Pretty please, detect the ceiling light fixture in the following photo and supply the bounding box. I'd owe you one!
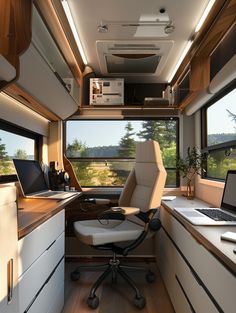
[164,23,175,34]
[98,23,108,33]
[168,40,193,83]
[195,0,216,33]
[61,0,88,65]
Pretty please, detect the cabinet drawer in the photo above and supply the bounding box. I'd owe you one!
[18,210,65,276]
[19,233,64,313]
[26,259,64,313]
[156,230,192,313]
[160,207,236,313]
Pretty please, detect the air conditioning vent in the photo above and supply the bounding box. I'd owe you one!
[97,40,173,76]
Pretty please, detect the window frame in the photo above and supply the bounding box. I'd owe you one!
[201,80,236,180]
[0,119,42,183]
[64,117,180,188]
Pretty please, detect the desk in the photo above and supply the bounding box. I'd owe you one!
[17,193,81,313]
[17,194,81,239]
[157,196,236,313]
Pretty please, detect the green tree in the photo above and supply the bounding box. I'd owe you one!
[137,120,176,148]
[66,139,87,157]
[118,122,136,157]
[0,138,11,174]
[14,149,28,159]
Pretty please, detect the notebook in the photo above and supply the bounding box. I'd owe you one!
[13,159,79,200]
[174,170,236,225]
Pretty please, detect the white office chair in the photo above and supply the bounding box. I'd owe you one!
[71,140,167,309]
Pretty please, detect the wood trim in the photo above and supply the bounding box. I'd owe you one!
[17,194,81,239]
[5,83,60,121]
[196,0,236,57]
[178,91,200,112]
[0,0,32,90]
[190,56,210,91]
[63,155,83,192]
[171,0,232,86]
[34,0,83,86]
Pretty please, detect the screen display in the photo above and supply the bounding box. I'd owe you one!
[13,159,48,195]
[221,171,236,211]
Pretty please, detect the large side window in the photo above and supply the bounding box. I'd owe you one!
[65,118,179,187]
[201,85,236,180]
[0,120,41,182]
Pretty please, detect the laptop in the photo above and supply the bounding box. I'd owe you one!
[13,159,79,200]
[174,170,236,225]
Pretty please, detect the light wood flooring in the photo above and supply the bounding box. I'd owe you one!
[62,261,174,313]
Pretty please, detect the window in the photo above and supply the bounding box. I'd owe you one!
[201,84,236,180]
[0,120,41,182]
[65,119,179,187]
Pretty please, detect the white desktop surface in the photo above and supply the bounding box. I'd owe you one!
[161,196,236,274]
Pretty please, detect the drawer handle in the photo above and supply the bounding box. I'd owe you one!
[175,274,195,313]
[46,240,56,251]
[7,259,13,303]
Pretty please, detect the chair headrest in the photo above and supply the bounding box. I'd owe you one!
[135,140,163,164]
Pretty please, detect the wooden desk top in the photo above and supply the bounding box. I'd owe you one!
[17,193,82,239]
[161,197,236,275]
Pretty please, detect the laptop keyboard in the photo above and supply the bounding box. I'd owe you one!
[39,191,62,197]
[197,209,236,222]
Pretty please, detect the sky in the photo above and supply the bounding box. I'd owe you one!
[207,88,236,135]
[66,120,144,147]
[0,129,34,156]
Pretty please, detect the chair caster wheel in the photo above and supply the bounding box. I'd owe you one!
[87,296,99,309]
[146,270,156,283]
[70,271,80,281]
[134,296,146,309]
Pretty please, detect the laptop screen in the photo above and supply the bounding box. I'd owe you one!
[221,170,236,212]
[13,159,48,195]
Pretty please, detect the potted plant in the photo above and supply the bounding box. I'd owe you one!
[177,146,205,199]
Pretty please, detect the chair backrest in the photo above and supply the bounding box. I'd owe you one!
[119,140,167,212]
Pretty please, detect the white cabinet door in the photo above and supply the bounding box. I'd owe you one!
[0,186,18,313]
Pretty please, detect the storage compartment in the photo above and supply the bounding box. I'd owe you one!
[18,210,64,276]
[160,207,236,313]
[0,187,18,313]
[18,233,64,313]
[26,259,64,313]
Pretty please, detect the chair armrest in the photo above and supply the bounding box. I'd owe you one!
[111,206,140,215]
[84,198,111,205]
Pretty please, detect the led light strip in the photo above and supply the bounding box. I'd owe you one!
[195,0,216,33]
[168,0,216,83]
[168,40,193,83]
[61,0,88,65]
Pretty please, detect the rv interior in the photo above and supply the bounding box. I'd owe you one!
[0,0,236,312]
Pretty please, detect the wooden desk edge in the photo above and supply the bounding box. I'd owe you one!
[18,193,82,240]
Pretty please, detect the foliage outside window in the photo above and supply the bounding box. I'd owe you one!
[0,121,39,182]
[202,86,236,180]
[65,119,179,187]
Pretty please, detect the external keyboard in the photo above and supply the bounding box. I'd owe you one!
[197,209,236,222]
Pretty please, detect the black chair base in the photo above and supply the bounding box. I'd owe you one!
[71,253,155,310]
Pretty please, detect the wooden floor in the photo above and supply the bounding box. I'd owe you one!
[62,261,174,313]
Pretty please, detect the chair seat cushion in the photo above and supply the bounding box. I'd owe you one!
[74,219,143,246]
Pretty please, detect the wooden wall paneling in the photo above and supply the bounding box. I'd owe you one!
[63,156,83,192]
[189,56,210,91]
[196,0,236,57]
[0,0,32,90]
